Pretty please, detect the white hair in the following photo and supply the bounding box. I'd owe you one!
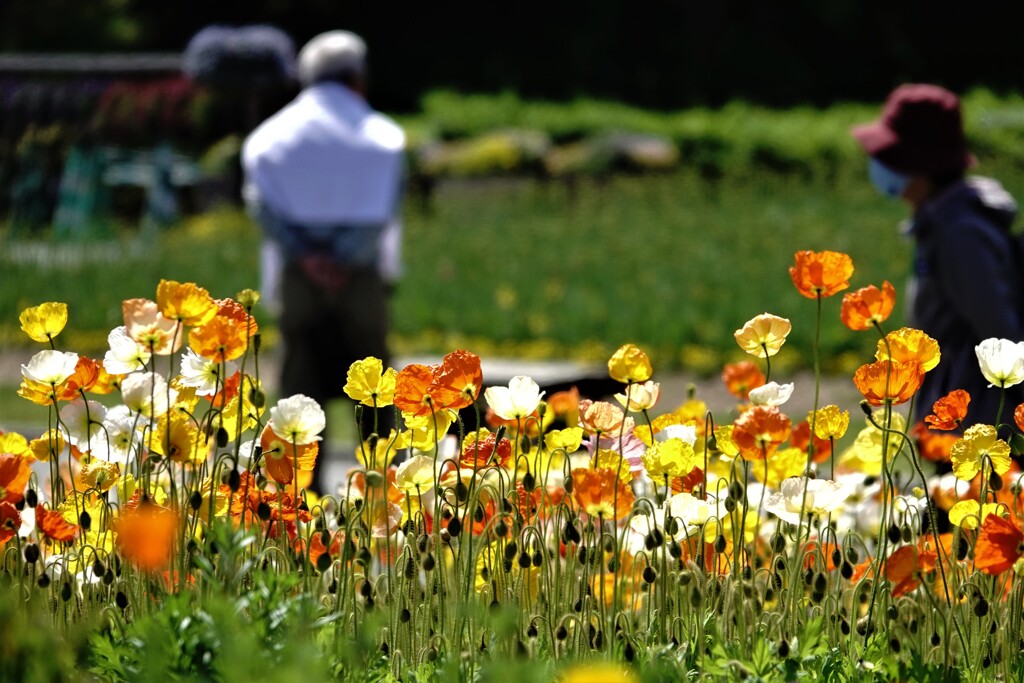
[297,30,367,86]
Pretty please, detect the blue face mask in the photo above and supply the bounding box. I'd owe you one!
[868,157,911,198]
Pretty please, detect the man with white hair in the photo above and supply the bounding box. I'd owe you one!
[243,30,405,491]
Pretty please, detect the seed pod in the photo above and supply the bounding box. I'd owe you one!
[447,518,462,538]
[24,544,39,564]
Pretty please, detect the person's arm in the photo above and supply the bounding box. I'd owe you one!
[932,217,1024,340]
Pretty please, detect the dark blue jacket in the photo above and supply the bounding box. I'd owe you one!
[907,177,1024,428]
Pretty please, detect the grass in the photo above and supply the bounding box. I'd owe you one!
[3,159,1023,378]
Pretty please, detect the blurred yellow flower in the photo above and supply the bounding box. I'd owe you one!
[560,663,639,683]
[28,430,64,462]
[950,424,1011,481]
[0,433,30,458]
[405,409,457,452]
[875,327,940,372]
[19,302,68,343]
[712,425,740,458]
[593,448,632,482]
[151,412,204,465]
[156,279,217,327]
[948,500,1003,530]
[608,343,653,383]
[544,427,583,453]
[837,410,907,476]
[78,459,121,493]
[344,357,397,407]
[734,313,792,358]
[751,446,807,488]
[642,438,700,479]
[808,405,850,440]
[355,429,411,470]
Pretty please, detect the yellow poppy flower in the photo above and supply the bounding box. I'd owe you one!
[875,327,941,372]
[19,302,68,343]
[156,279,218,327]
[150,412,204,465]
[808,405,850,440]
[544,427,584,453]
[642,438,700,479]
[355,429,411,470]
[948,500,1004,530]
[0,433,31,458]
[608,343,653,384]
[78,459,121,493]
[950,424,1011,481]
[28,430,64,462]
[344,357,397,407]
[593,448,632,482]
[750,446,807,489]
[405,409,457,453]
[734,313,792,358]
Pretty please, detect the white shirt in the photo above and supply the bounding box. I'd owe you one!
[242,83,406,309]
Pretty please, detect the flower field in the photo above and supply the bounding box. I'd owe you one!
[4,251,1024,682]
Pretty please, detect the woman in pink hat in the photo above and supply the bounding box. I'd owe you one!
[852,84,1024,430]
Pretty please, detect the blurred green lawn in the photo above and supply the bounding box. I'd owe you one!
[4,162,1022,383]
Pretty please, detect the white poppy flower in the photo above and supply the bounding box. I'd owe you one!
[178,349,236,396]
[59,399,107,448]
[748,381,795,407]
[667,491,712,538]
[121,371,174,419]
[21,350,79,385]
[484,375,545,420]
[614,380,661,412]
[89,406,143,467]
[268,394,325,445]
[764,476,850,525]
[103,326,152,375]
[395,455,436,494]
[976,338,1024,388]
[655,423,697,446]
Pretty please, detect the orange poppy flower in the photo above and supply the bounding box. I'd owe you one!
[789,421,833,463]
[429,350,483,411]
[571,467,634,521]
[1015,403,1024,433]
[0,454,31,505]
[188,299,257,363]
[853,360,924,406]
[394,363,440,417]
[912,422,956,463]
[460,430,512,469]
[0,502,21,546]
[114,504,178,573]
[260,424,319,486]
[54,356,100,401]
[669,466,704,494]
[840,281,896,331]
[546,386,580,422]
[731,405,791,461]
[885,544,937,597]
[789,250,854,299]
[925,390,970,431]
[721,360,766,400]
[37,507,80,543]
[974,513,1024,576]
[90,360,121,395]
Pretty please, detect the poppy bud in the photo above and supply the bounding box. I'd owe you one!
[24,544,39,564]
[61,582,73,602]
[228,469,241,492]
[642,566,657,584]
[189,491,203,512]
[79,511,91,531]
[216,427,228,448]
[25,489,37,508]
[447,517,462,538]
[522,472,536,492]
[256,502,271,521]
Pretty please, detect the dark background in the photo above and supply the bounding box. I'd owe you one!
[2,0,1021,111]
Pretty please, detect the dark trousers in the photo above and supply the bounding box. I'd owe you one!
[279,259,393,492]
